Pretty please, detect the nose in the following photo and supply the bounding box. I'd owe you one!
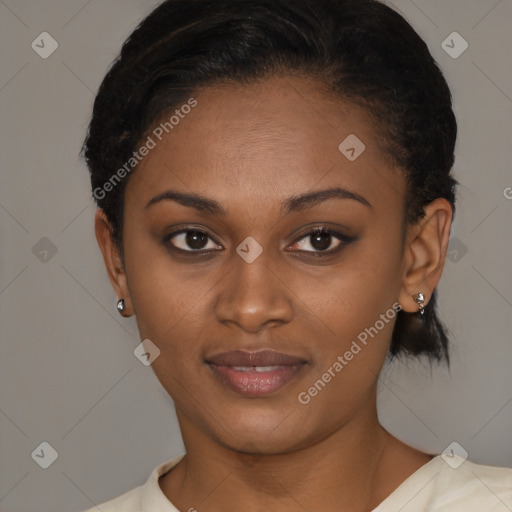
[214,248,294,333]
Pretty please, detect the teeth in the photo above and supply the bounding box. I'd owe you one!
[254,366,281,372]
[232,366,281,372]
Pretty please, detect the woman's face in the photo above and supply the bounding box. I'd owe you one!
[118,76,411,453]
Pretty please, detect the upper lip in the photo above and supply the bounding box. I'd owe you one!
[206,350,307,367]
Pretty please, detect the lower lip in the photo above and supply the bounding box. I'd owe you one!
[207,363,306,397]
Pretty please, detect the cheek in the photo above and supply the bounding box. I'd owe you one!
[293,223,404,405]
[122,227,212,354]
[299,227,403,339]
[293,261,402,434]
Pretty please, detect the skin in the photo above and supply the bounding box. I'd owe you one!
[95,75,452,511]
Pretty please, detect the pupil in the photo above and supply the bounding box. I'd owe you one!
[311,231,331,251]
[186,230,207,250]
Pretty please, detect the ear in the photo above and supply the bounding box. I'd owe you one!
[94,209,133,317]
[398,198,453,313]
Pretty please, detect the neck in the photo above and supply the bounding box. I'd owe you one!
[159,401,408,511]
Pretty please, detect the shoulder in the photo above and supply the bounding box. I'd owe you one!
[80,454,185,512]
[81,485,143,512]
[375,454,512,512]
[429,455,512,510]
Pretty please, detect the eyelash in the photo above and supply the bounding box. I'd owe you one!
[163,226,356,257]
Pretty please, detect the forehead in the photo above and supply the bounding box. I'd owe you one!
[127,76,404,214]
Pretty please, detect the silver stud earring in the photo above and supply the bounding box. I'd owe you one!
[117,298,126,316]
[414,293,425,316]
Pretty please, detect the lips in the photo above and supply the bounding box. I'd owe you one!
[205,350,307,398]
[207,350,306,367]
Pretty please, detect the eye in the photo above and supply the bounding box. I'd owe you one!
[164,226,355,257]
[288,227,352,255]
[164,228,222,253]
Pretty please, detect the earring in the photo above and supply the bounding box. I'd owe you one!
[414,293,425,316]
[117,298,126,316]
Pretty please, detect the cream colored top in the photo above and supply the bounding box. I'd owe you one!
[83,454,512,511]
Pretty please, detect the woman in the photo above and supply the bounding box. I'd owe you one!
[82,0,512,510]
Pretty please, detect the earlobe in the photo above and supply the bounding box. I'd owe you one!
[94,209,134,317]
[398,198,453,313]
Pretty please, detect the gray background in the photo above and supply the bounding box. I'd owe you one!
[1,0,511,511]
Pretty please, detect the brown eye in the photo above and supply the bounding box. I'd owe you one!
[289,228,356,255]
[309,230,335,251]
[165,229,221,253]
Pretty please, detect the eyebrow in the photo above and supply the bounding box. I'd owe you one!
[145,186,371,216]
